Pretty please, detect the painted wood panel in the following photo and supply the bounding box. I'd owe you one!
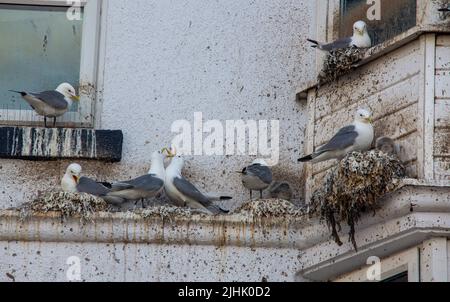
[315,39,421,119]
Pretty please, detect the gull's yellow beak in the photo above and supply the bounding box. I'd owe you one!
[162,147,176,158]
[366,117,374,124]
[72,175,80,183]
[71,95,80,101]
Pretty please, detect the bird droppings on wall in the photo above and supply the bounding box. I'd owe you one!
[318,47,367,85]
[0,127,123,162]
[309,150,405,251]
[18,191,110,223]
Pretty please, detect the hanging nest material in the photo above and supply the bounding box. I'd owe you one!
[18,191,110,223]
[309,150,405,251]
[318,47,367,85]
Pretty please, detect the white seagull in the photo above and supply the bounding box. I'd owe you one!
[61,163,125,206]
[10,82,80,127]
[238,159,273,200]
[164,154,230,215]
[298,109,374,164]
[307,20,372,52]
[106,150,166,208]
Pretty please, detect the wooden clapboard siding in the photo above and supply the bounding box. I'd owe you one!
[434,35,450,180]
[315,39,421,119]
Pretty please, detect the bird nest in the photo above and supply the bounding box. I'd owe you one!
[233,199,307,221]
[129,205,195,222]
[318,47,367,85]
[18,191,110,223]
[309,150,405,251]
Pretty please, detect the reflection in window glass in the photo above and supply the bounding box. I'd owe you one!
[340,0,416,46]
[0,4,83,113]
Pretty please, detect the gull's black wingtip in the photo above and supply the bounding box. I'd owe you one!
[9,90,26,96]
[298,155,313,163]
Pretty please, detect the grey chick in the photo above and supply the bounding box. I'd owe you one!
[268,181,293,201]
[376,136,400,157]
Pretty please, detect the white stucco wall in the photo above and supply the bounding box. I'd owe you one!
[0,0,315,210]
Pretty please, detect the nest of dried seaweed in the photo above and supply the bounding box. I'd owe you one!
[318,47,367,84]
[233,199,307,220]
[310,150,405,251]
[130,205,195,222]
[18,191,110,223]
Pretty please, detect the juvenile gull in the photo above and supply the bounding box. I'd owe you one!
[61,163,125,206]
[238,159,273,200]
[307,21,371,51]
[107,150,166,208]
[376,136,400,157]
[164,155,229,215]
[298,109,374,164]
[10,83,79,127]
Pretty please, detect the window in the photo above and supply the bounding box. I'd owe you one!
[334,248,420,282]
[339,0,417,46]
[0,0,102,127]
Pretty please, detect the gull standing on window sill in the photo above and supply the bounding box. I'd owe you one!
[9,82,80,128]
[307,20,372,52]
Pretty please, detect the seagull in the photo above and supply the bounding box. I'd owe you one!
[376,136,399,157]
[9,82,80,127]
[298,109,374,164]
[307,21,372,52]
[268,181,293,201]
[164,153,230,215]
[238,159,273,200]
[61,163,125,206]
[106,150,166,208]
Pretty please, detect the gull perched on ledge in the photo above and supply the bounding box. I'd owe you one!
[298,109,374,164]
[238,159,273,200]
[164,153,230,215]
[106,150,166,208]
[61,163,125,206]
[307,20,372,52]
[9,82,79,127]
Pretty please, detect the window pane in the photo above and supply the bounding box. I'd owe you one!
[381,271,409,282]
[0,4,83,113]
[340,0,416,46]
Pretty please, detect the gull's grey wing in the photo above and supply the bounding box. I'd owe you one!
[29,90,68,110]
[112,174,163,192]
[316,125,358,154]
[77,177,110,196]
[173,177,227,214]
[245,164,273,184]
[320,37,352,51]
[173,177,210,205]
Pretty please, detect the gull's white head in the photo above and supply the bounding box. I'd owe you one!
[353,21,368,36]
[61,163,82,193]
[355,108,373,124]
[148,150,166,178]
[56,83,80,102]
[252,159,269,166]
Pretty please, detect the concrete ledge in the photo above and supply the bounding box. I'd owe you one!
[0,180,448,281]
[0,127,123,162]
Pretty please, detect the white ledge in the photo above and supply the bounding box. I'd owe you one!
[0,180,448,278]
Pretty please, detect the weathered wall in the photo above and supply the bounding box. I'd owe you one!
[304,38,422,194]
[435,35,450,180]
[0,0,315,210]
[0,241,300,282]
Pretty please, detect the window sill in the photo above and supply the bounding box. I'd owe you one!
[296,25,450,100]
[0,126,123,162]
